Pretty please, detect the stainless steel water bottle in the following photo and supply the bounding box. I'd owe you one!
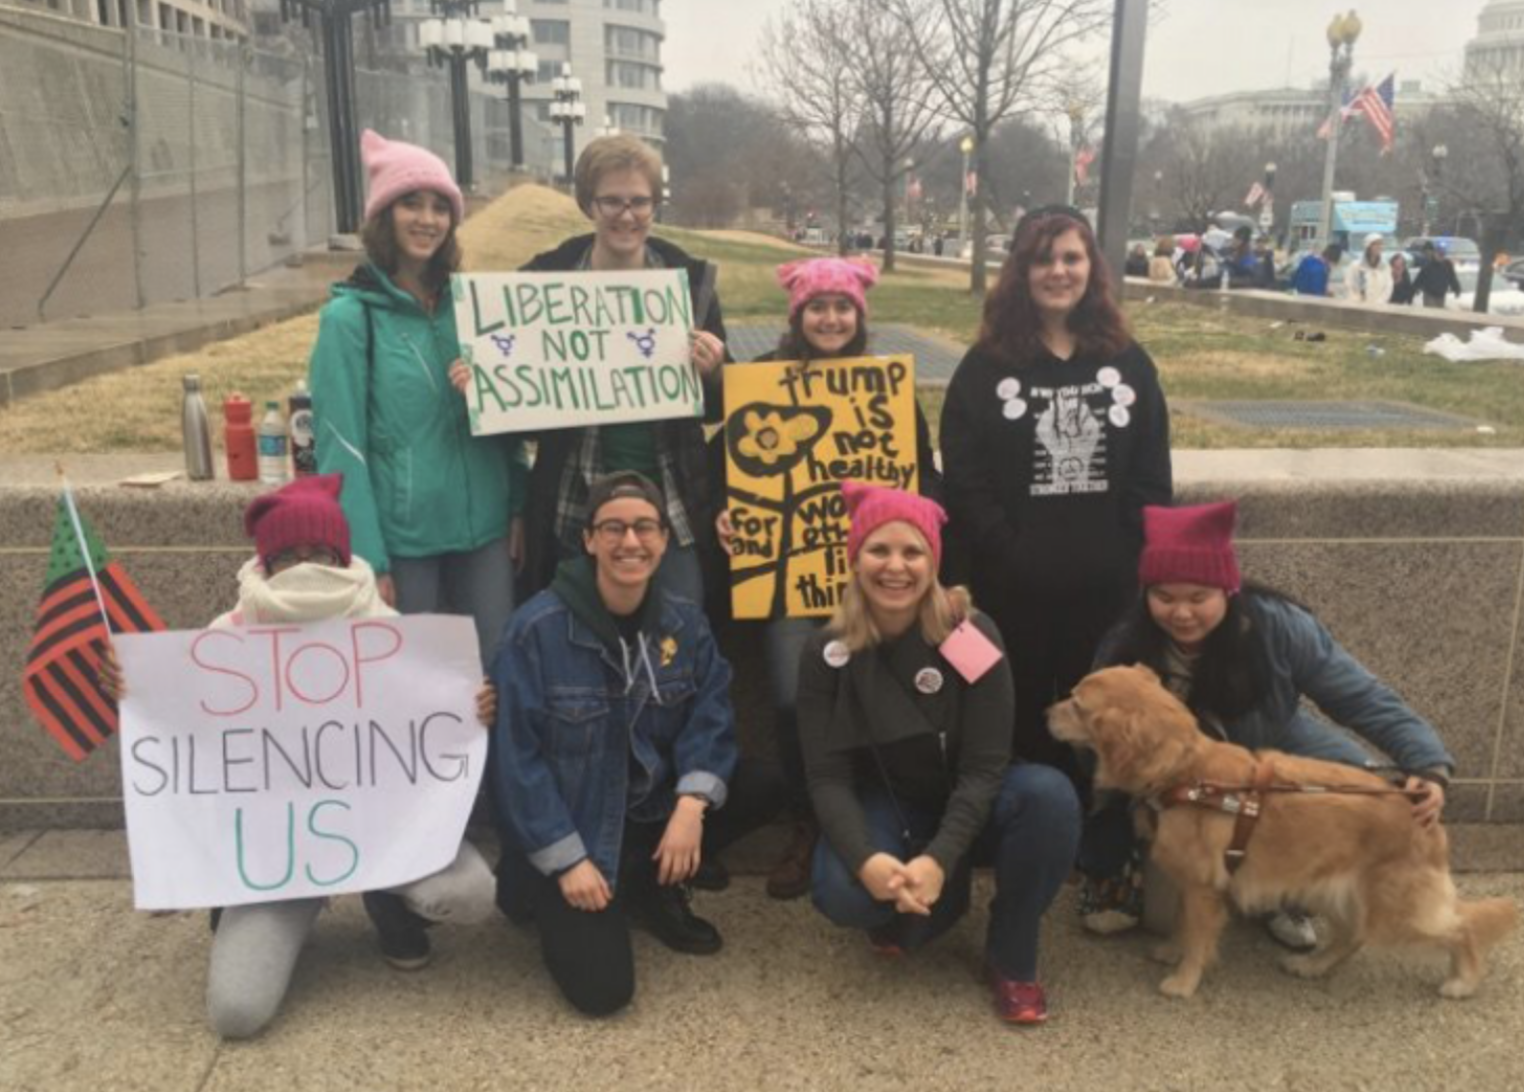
[182,374,214,481]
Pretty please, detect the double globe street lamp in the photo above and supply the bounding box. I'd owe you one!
[486,5,537,172]
[418,0,494,191]
[1316,9,1363,248]
[549,63,586,184]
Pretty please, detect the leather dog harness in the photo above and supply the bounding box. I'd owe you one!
[1154,763,1431,875]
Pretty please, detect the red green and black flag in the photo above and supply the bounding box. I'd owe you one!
[22,488,165,761]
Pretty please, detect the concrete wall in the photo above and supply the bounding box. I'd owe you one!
[4,452,1523,865]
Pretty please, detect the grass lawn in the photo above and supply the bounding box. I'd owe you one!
[1,184,1518,453]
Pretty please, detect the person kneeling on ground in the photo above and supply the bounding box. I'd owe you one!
[1075,500,1453,950]
[797,482,1081,1026]
[493,471,784,1017]
[101,474,497,1040]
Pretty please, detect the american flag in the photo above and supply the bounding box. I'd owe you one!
[1244,181,1267,208]
[1348,74,1397,154]
[1075,145,1097,185]
[1315,86,1356,140]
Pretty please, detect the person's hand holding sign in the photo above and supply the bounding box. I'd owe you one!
[691,330,725,376]
[448,358,472,395]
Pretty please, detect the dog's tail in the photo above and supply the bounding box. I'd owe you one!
[1459,897,1519,954]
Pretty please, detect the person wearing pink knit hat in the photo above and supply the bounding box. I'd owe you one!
[711,256,945,901]
[1076,499,1455,946]
[308,129,527,683]
[794,481,1081,1026]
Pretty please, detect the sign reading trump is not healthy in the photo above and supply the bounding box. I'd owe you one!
[453,269,704,434]
[115,615,484,911]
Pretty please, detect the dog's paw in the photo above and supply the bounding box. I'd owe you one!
[1279,952,1330,980]
[1149,941,1182,965]
[1158,972,1199,998]
[1439,977,1478,1000]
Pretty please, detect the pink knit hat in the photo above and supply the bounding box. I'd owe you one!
[245,474,352,571]
[842,481,947,567]
[361,129,464,225]
[1138,502,1241,593]
[776,258,880,322]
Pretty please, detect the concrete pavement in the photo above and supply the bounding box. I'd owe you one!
[1,830,1521,1092]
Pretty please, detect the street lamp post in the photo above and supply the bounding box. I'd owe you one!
[549,64,586,185]
[1422,143,1448,236]
[487,5,536,172]
[418,1,494,191]
[1316,10,1363,249]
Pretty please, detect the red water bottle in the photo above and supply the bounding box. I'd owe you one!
[224,393,258,481]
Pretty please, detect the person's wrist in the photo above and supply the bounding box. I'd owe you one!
[676,794,708,817]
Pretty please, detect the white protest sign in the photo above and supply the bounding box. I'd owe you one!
[453,268,705,435]
[115,615,485,911]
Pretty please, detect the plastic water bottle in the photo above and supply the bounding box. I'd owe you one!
[182,374,214,482]
[288,379,316,477]
[258,401,289,485]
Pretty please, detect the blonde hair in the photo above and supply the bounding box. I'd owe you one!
[827,522,973,652]
[574,134,663,218]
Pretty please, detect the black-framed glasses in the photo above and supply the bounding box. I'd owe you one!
[593,195,656,218]
[590,517,666,543]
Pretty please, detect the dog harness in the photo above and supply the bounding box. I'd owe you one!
[1154,764,1432,875]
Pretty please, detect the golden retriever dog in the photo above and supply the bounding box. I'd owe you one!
[1048,665,1517,1000]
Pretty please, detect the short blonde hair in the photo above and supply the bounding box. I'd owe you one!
[827,522,973,653]
[574,134,663,218]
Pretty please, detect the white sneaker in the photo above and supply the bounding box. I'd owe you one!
[1264,909,1318,951]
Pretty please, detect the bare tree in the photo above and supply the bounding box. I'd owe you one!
[833,0,943,272]
[890,0,1112,291]
[1433,57,1524,312]
[758,1,865,255]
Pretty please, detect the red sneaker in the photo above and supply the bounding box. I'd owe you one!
[991,976,1048,1025]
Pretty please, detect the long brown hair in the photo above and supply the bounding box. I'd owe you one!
[775,303,869,364]
[976,211,1131,368]
[360,197,462,296]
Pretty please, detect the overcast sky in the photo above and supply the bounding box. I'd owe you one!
[661,0,1485,105]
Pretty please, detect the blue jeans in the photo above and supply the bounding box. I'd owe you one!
[811,764,1081,981]
[763,616,824,817]
[390,537,516,669]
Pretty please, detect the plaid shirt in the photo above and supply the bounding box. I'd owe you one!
[551,245,696,550]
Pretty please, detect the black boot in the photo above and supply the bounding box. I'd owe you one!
[362,891,432,970]
[625,880,722,955]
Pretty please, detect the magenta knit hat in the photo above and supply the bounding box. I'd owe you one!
[1138,502,1241,593]
[245,474,352,571]
[776,258,880,322]
[842,481,947,567]
[361,129,464,225]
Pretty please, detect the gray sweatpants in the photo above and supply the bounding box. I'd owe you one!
[206,840,495,1039]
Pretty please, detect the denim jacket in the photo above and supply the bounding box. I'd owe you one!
[492,576,738,890]
[1098,593,1454,776]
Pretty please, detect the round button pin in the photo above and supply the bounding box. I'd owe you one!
[1109,405,1131,428]
[823,640,851,668]
[997,377,1021,400]
[1097,367,1121,388]
[1112,384,1136,407]
[1002,398,1028,421]
[915,667,944,694]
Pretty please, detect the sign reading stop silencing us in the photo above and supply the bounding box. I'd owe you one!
[115,615,485,911]
[725,355,918,620]
[453,269,705,434]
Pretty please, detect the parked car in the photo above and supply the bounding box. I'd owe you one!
[1501,257,1524,288]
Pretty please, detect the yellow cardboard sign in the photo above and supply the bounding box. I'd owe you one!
[724,355,918,619]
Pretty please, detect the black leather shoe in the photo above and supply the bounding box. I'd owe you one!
[626,882,723,955]
[362,891,432,970]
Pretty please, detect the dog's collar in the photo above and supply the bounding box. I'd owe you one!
[1152,762,1277,875]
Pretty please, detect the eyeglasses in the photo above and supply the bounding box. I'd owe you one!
[593,195,656,218]
[590,518,666,543]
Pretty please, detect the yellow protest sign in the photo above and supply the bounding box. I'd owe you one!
[724,355,918,620]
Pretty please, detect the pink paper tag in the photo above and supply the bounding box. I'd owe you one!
[938,619,1003,685]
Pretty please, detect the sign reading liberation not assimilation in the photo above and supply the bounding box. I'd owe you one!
[453,269,704,434]
[725,355,918,620]
[115,615,485,911]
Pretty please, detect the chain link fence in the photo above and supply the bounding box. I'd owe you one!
[0,5,553,328]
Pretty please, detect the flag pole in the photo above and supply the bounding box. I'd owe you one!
[54,462,113,635]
